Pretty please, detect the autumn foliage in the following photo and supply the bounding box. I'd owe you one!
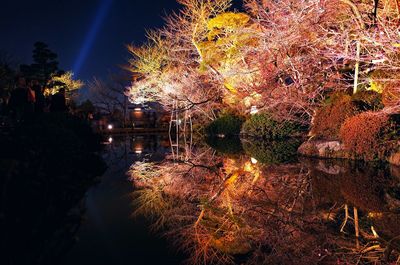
[352,90,384,111]
[382,81,400,108]
[311,93,358,140]
[125,0,400,131]
[339,112,392,160]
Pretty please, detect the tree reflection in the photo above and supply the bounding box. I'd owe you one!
[129,144,400,264]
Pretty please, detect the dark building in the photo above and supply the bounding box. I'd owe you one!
[127,101,169,129]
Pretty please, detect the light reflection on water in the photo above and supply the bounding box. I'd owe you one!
[63,134,185,265]
[61,135,400,265]
[128,136,400,265]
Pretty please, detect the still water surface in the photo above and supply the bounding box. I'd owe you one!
[65,135,400,265]
[63,135,185,265]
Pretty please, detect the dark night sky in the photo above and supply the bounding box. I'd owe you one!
[0,0,182,81]
[0,0,242,98]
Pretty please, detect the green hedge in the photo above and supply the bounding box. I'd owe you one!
[241,113,297,139]
[205,114,245,136]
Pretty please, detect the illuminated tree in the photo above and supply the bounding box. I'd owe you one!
[196,12,261,108]
[324,0,400,112]
[126,1,234,117]
[240,0,344,123]
[126,0,400,123]
[162,0,232,63]
[46,71,84,97]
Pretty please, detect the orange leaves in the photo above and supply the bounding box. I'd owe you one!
[311,93,359,139]
[339,111,391,160]
[382,81,400,108]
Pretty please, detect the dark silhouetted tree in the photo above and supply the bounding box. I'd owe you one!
[0,50,17,99]
[20,42,59,84]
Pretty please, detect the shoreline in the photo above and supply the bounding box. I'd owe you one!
[298,139,400,167]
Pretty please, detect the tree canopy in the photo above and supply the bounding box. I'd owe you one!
[20,42,59,84]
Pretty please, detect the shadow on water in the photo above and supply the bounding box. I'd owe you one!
[206,136,244,157]
[0,113,106,265]
[62,134,187,265]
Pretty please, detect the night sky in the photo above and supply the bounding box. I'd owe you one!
[1,0,242,97]
[0,0,181,81]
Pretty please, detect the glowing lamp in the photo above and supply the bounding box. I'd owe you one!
[135,147,143,154]
[371,226,379,238]
[108,124,113,130]
[108,137,113,143]
[134,108,142,112]
[372,59,385,64]
[250,106,258,115]
[244,162,253,172]
[251,157,258,164]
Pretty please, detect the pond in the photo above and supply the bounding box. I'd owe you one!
[66,135,400,264]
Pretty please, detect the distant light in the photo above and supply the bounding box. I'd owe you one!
[251,157,258,164]
[250,106,259,115]
[178,119,182,125]
[135,149,143,154]
[108,124,113,130]
[108,137,113,143]
[134,108,142,112]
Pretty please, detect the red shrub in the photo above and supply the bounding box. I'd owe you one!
[311,93,358,139]
[382,82,400,107]
[339,112,391,160]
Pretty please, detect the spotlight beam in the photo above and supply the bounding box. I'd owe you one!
[73,0,113,77]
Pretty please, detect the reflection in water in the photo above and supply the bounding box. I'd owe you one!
[129,139,400,265]
[63,134,184,265]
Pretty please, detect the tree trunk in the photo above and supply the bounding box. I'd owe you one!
[353,41,361,94]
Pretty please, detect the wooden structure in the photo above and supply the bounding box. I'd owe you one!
[169,100,193,162]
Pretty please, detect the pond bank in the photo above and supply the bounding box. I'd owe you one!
[298,139,400,166]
